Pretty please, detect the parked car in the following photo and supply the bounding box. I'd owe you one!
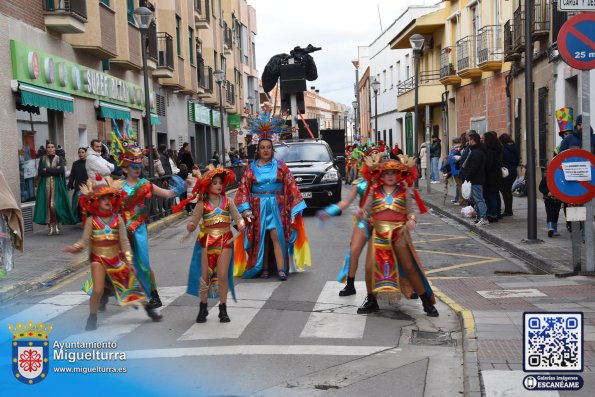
[274,140,342,207]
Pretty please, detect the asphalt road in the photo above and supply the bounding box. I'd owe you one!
[1,185,536,396]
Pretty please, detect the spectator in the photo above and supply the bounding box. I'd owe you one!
[483,131,503,223]
[458,130,473,181]
[464,132,488,226]
[36,145,46,158]
[167,149,180,175]
[178,142,195,171]
[559,114,595,153]
[539,172,562,238]
[159,144,173,176]
[210,151,220,166]
[56,145,66,160]
[86,139,114,179]
[67,147,88,222]
[499,133,519,217]
[446,137,462,205]
[143,147,165,177]
[430,134,441,183]
[418,142,428,180]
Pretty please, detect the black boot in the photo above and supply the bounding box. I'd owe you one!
[420,293,439,317]
[98,289,110,312]
[339,277,357,296]
[144,305,162,322]
[410,292,419,300]
[85,314,97,331]
[196,302,208,323]
[357,294,379,314]
[218,303,230,323]
[147,290,163,309]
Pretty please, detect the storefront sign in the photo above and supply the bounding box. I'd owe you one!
[211,110,222,128]
[10,40,154,111]
[558,0,595,12]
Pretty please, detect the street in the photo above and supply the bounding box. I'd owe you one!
[1,185,545,396]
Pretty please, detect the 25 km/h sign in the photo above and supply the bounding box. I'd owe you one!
[558,13,595,70]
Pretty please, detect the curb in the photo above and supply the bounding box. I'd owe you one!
[423,199,556,275]
[0,212,186,303]
[432,285,482,397]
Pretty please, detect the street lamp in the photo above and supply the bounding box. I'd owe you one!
[214,68,226,166]
[409,33,424,188]
[371,78,380,143]
[134,6,155,178]
[247,95,255,114]
[351,100,358,142]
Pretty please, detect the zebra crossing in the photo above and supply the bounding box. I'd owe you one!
[1,281,397,355]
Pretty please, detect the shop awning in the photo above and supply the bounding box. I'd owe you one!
[150,114,161,125]
[19,82,74,113]
[99,101,131,120]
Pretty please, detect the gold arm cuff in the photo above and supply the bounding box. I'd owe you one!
[73,242,84,250]
[124,251,133,265]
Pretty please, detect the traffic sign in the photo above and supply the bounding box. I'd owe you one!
[558,13,595,70]
[558,0,595,12]
[547,149,595,205]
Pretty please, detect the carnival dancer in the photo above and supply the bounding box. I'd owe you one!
[178,166,245,323]
[33,142,77,234]
[234,108,311,280]
[63,175,156,331]
[110,122,186,311]
[356,155,438,317]
[317,146,371,297]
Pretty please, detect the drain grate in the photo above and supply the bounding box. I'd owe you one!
[410,330,456,347]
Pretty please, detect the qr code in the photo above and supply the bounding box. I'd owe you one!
[523,312,583,372]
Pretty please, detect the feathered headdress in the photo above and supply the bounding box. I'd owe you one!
[79,174,124,216]
[247,105,287,145]
[172,165,235,213]
[110,120,143,168]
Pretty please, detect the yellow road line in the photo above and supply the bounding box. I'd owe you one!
[431,284,476,340]
[426,258,502,274]
[413,236,467,243]
[417,249,499,260]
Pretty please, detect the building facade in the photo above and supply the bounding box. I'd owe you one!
[1,0,259,228]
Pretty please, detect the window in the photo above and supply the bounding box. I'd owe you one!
[214,50,218,69]
[405,54,410,79]
[241,25,248,64]
[396,61,401,83]
[252,39,256,68]
[382,70,386,90]
[189,28,194,64]
[220,54,226,72]
[176,15,181,57]
[101,0,110,6]
[127,0,136,24]
[389,66,393,88]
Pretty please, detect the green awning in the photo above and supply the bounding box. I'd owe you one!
[19,82,74,113]
[150,114,161,125]
[99,101,131,120]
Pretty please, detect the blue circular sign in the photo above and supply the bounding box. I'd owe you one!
[558,13,595,70]
[547,149,595,205]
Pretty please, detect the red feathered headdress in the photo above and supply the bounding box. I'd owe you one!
[79,175,125,217]
[172,166,235,213]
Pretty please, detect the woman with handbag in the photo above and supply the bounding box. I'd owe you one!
[483,131,503,223]
[499,133,519,217]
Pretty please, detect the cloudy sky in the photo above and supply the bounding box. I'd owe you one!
[248,0,436,107]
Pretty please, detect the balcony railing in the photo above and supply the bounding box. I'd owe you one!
[200,66,213,93]
[512,5,525,52]
[43,0,87,20]
[532,0,550,38]
[225,80,235,105]
[156,32,174,70]
[456,36,478,71]
[503,20,517,61]
[477,25,503,65]
[147,22,158,63]
[439,47,457,79]
[397,70,440,96]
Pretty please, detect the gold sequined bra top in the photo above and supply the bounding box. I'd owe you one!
[371,187,408,214]
[202,195,231,227]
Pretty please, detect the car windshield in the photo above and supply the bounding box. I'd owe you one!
[274,144,331,162]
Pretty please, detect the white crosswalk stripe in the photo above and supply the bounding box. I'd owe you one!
[300,281,367,339]
[178,282,281,340]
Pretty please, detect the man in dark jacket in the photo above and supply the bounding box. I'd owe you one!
[463,132,488,226]
[430,134,441,183]
[159,144,172,176]
[178,143,195,171]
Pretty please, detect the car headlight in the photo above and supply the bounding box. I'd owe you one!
[321,171,339,182]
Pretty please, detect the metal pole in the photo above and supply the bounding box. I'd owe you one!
[289,58,298,138]
[141,29,154,179]
[374,91,378,143]
[414,53,420,188]
[524,0,537,241]
[219,82,225,166]
[581,70,594,273]
[425,104,431,193]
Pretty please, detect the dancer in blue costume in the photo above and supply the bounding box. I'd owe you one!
[111,122,185,312]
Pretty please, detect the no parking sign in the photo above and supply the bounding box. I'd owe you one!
[547,149,595,205]
[558,13,595,70]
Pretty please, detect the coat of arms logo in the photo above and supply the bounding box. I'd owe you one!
[9,321,52,384]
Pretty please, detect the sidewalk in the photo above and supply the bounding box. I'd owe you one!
[0,212,185,303]
[424,180,595,396]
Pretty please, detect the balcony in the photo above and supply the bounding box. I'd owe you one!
[512,5,525,53]
[439,47,461,86]
[503,20,520,62]
[147,22,157,70]
[198,66,213,97]
[477,25,503,71]
[396,70,442,112]
[153,33,174,78]
[225,80,235,111]
[531,0,550,40]
[195,0,211,29]
[456,36,482,79]
[43,0,87,33]
[223,24,233,55]
[64,2,116,58]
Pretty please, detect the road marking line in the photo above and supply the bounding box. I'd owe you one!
[178,282,281,340]
[0,292,88,343]
[62,286,186,343]
[125,344,393,359]
[426,259,502,274]
[413,236,467,243]
[300,281,367,339]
